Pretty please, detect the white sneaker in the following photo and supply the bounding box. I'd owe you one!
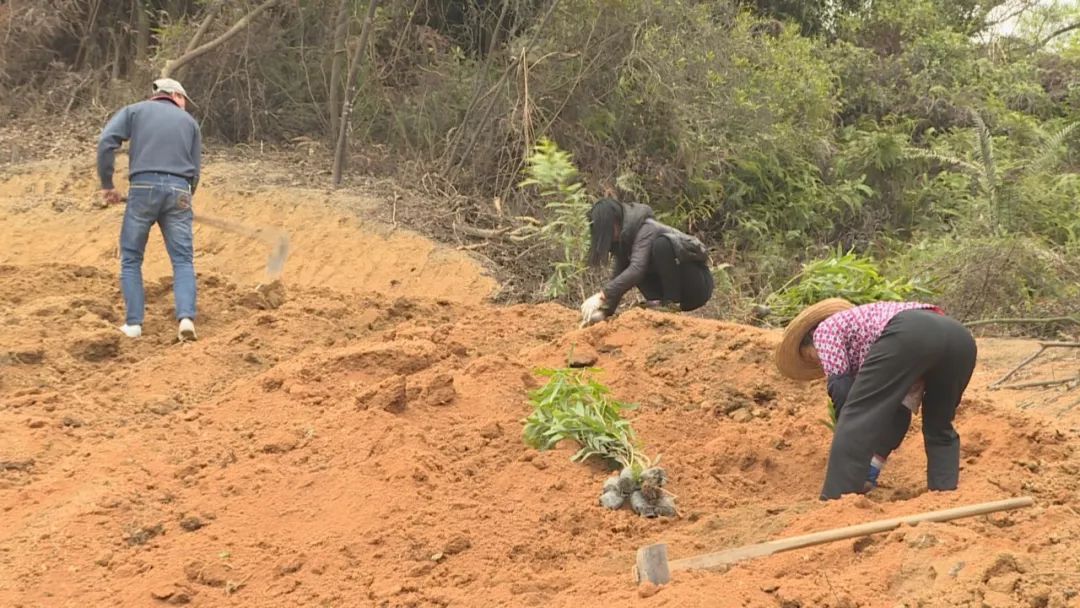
[120,324,142,338]
[178,318,197,342]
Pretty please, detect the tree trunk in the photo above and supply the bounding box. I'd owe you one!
[161,0,278,79]
[328,0,351,141]
[111,29,123,81]
[133,0,150,68]
[74,0,104,72]
[331,0,380,186]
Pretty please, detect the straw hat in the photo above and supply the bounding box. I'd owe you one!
[774,298,854,381]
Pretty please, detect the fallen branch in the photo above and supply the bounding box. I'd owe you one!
[454,223,507,239]
[966,316,1079,329]
[996,376,1080,391]
[990,342,1080,389]
[453,221,539,242]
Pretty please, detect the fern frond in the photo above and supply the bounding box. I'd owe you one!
[902,147,983,176]
[1030,122,1079,175]
[971,111,996,190]
[969,110,1002,231]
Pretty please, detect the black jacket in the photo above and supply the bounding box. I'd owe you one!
[602,203,686,313]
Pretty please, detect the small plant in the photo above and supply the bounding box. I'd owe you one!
[821,399,838,432]
[767,247,930,323]
[519,138,592,298]
[523,365,653,476]
[523,360,675,517]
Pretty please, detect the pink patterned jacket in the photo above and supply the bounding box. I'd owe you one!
[811,301,940,377]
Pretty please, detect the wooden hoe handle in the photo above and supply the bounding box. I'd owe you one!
[636,496,1034,584]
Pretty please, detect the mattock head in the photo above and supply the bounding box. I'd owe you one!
[267,233,290,278]
[635,543,671,585]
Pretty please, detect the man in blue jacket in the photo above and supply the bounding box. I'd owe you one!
[97,78,201,341]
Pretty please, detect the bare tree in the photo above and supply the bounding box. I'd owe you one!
[328,0,351,141]
[160,0,278,79]
[331,0,380,186]
[134,0,151,67]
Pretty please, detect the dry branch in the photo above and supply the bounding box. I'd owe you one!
[966,316,1079,329]
[453,221,538,243]
[996,376,1080,391]
[455,223,507,239]
[1040,21,1080,48]
[990,341,1080,389]
[161,0,279,79]
[183,0,224,56]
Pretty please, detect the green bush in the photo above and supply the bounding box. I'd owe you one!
[889,235,1080,324]
[767,247,930,323]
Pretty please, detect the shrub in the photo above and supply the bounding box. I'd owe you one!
[766,247,929,323]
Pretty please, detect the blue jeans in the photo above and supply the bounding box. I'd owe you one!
[120,173,196,325]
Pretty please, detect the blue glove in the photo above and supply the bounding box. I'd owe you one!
[865,455,886,491]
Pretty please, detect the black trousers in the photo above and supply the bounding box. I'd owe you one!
[638,236,714,312]
[821,309,977,499]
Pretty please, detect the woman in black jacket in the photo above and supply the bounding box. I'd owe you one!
[580,198,714,326]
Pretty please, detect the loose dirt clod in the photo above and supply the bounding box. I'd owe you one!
[274,555,305,576]
[729,407,754,423]
[260,432,299,454]
[567,344,599,368]
[443,536,471,555]
[94,551,113,567]
[0,458,34,472]
[179,516,205,532]
[422,373,457,406]
[125,523,164,546]
[355,374,407,413]
[239,281,287,310]
[637,581,661,598]
[183,561,229,588]
[69,332,121,362]
[149,583,194,605]
[8,349,44,364]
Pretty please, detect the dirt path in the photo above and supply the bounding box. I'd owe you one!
[1,159,1078,608]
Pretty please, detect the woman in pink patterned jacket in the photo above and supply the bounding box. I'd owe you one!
[774,299,977,500]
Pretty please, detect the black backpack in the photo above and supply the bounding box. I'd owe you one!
[663,229,709,264]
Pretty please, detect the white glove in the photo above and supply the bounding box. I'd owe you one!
[902,378,925,414]
[580,292,606,328]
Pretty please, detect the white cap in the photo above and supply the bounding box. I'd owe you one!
[152,78,192,103]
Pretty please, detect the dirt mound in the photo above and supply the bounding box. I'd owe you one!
[0,158,497,304]
[2,160,1079,607]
